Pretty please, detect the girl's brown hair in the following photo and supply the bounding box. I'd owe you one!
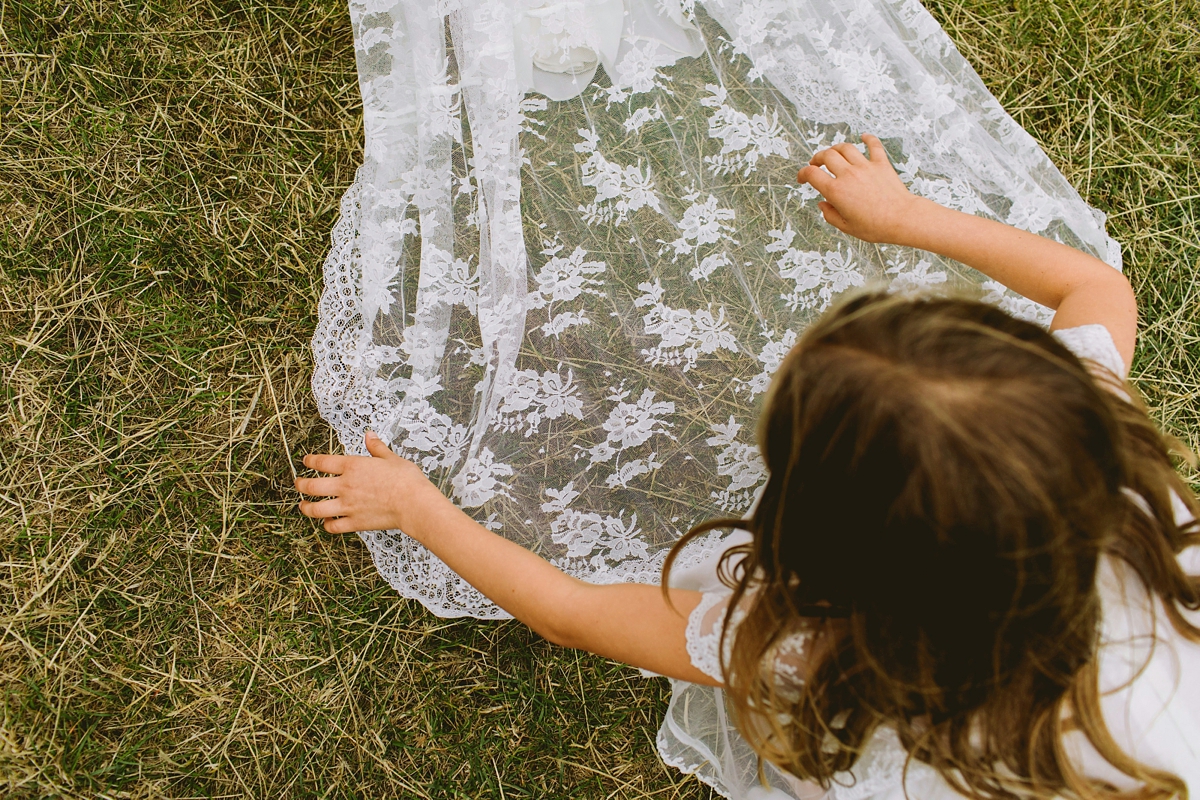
[666,291,1199,800]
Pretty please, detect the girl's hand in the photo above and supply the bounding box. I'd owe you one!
[295,434,717,686]
[797,134,930,245]
[798,136,1135,366]
[296,431,447,534]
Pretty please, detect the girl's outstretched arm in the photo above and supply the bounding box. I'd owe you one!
[296,432,721,687]
[798,135,1137,367]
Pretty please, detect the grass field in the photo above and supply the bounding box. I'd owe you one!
[1,0,1197,797]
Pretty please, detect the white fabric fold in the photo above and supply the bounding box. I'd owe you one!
[513,0,703,100]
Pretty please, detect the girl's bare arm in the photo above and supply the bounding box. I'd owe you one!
[798,135,1137,367]
[296,432,721,687]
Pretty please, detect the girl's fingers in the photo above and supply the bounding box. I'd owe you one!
[817,201,850,232]
[831,142,867,164]
[797,164,835,196]
[303,453,347,475]
[299,498,345,519]
[323,517,355,534]
[862,134,888,163]
[809,147,851,176]
[295,476,340,497]
[364,431,398,460]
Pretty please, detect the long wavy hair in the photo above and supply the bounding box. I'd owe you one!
[665,291,1199,800]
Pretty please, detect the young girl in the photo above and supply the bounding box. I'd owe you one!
[297,136,1200,800]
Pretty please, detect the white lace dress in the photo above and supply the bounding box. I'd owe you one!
[660,325,1200,800]
[314,0,1125,618]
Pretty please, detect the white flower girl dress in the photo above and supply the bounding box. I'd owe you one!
[659,328,1200,798]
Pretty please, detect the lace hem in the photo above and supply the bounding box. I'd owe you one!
[655,721,737,799]
[355,526,742,619]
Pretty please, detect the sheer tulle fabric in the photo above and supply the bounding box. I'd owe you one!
[312,0,1121,619]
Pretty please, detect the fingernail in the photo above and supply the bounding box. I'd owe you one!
[366,429,378,440]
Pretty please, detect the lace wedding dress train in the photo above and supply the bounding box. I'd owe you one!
[312,0,1119,617]
[311,0,1123,795]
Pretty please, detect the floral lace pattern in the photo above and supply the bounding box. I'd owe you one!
[313,0,1122,618]
[685,589,815,693]
[685,591,731,682]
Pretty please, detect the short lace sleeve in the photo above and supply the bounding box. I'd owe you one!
[685,592,732,682]
[685,590,816,688]
[1053,324,1127,380]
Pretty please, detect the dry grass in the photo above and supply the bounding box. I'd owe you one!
[928,0,1200,463]
[0,0,1196,797]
